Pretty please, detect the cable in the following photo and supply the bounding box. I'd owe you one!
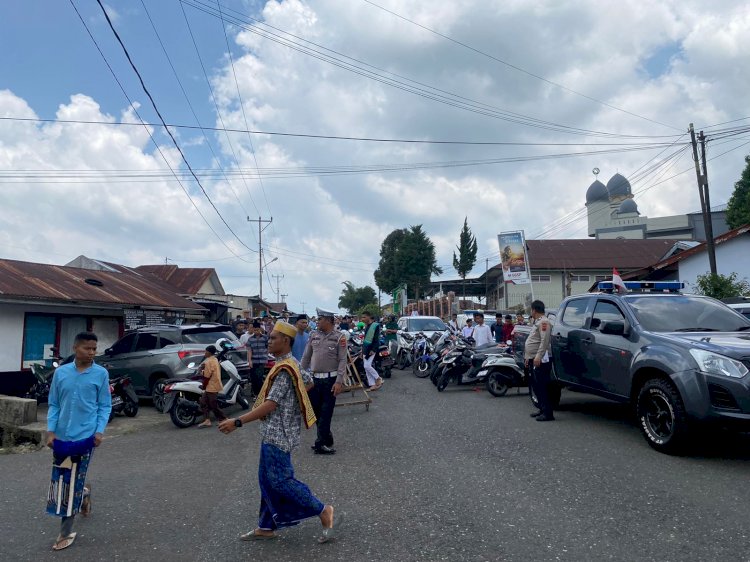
[68,0,255,264]
[361,0,681,132]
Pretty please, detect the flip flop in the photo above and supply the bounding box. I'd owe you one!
[240,530,278,541]
[52,532,77,551]
[318,511,345,544]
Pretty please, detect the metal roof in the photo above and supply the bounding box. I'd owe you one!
[0,258,206,310]
[135,264,221,295]
[521,239,678,270]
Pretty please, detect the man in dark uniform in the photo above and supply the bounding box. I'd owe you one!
[300,308,348,455]
[525,300,554,422]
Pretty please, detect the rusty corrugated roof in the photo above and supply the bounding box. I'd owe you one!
[135,264,219,295]
[0,258,206,310]
[522,239,679,270]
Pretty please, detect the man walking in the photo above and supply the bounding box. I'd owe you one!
[461,318,474,339]
[301,309,347,455]
[219,321,342,543]
[291,314,310,362]
[246,321,269,397]
[197,345,226,428]
[361,311,383,390]
[45,332,112,551]
[383,314,399,359]
[472,312,494,347]
[526,300,554,422]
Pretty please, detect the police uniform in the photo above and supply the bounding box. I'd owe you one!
[300,308,348,454]
[524,313,554,420]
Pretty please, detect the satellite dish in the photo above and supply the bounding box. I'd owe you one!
[592,167,600,177]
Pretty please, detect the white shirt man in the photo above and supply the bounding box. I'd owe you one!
[461,320,474,339]
[471,314,494,347]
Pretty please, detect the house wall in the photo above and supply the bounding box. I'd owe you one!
[504,269,612,310]
[678,235,750,293]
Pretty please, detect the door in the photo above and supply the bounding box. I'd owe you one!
[59,317,88,358]
[585,300,633,397]
[22,315,57,369]
[101,333,137,378]
[551,297,591,385]
[127,332,162,394]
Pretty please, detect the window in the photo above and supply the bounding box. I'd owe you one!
[531,275,551,283]
[560,298,589,328]
[590,301,625,330]
[595,275,607,282]
[181,329,238,345]
[158,333,178,348]
[407,318,447,332]
[109,333,137,355]
[570,275,590,282]
[134,333,159,352]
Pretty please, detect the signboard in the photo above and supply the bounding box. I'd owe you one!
[497,230,531,284]
[124,309,185,330]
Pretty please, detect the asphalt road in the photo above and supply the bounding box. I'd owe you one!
[2,369,750,561]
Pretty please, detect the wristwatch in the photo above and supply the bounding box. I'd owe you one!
[234,418,243,428]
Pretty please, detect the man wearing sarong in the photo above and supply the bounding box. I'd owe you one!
[45,331,112,551]
[219,320,342,543]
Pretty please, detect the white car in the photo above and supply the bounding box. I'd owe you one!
[397,315,448,338]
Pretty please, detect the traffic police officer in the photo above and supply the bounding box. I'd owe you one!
[525,300,554,422]
[300,308,348,454]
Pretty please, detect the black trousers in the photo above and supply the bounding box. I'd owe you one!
[530,360,553,416]
[308,375,337,448]
[249,365,266,397]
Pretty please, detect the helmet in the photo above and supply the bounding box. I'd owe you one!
[215,337,235,352]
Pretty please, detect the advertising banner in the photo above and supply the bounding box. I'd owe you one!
[497,230,531,284]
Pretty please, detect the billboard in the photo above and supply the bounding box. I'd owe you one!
[497,230,531,284]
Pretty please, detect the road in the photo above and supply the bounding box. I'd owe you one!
[2,369,750,561]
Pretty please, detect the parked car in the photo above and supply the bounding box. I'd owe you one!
[98,323,250,410]
[518,282,750,454]
[723,297,750,319]
[397,315,448,338]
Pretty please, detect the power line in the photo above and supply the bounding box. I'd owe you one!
[361,0,682,132]
[68,0,255,263]
[0,115,685,143]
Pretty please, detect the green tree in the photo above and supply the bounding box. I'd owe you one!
[694,272,750,300]
[374,225,443,300]
[452,217,478,301]
[358,303,382,318]
[338,281,377,314]
[726,155,750,229]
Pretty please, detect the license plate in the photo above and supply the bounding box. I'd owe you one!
[112,396,123,405]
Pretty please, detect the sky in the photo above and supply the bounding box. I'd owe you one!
[1,0,749,312]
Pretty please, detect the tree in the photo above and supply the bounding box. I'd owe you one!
[452,217,478,301]
[726,155,750,229]
[374,225,443,300]
[694,272,750,300]
[338,281,377,314]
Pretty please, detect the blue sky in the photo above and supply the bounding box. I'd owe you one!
[1,1,749,311]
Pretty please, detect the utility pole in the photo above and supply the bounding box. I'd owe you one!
[301,301,306,313]
[272,274,284,301]
[280,293,287,303]
[485,258,489,307]
[688,124,717,275]
[248,216,273,300]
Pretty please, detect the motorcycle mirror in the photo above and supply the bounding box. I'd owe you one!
[506,340,512,345]
[187,362,196,369]
[52,361,59,368]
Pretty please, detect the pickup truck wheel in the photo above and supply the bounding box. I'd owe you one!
[636,378,689,454]
[486,371,510,397]
[529,382,562,409]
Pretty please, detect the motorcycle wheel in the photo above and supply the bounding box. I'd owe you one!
[124,399,139,417]
[486,372,510,397]
[415,359,431,378]
[436,370,450,392]
[170,400,198,428]
[383,367,392,379]
[238,390,250,410]
[430,364,441,386]
[396,352,408,370]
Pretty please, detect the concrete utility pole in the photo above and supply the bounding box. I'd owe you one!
[248,216,273,299]
[688,124,717,275]
[301,301,306,313]
[280,293,288,303]
[272,274,284,301]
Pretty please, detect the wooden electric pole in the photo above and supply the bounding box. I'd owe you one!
[688,124,717,275]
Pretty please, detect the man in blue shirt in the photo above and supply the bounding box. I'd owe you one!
[291,314,310,362]
[45,331,112,551]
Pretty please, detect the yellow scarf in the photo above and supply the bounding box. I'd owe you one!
[253,357,317,429]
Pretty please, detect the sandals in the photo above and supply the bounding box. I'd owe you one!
[240,530,278,541]
[81,486,92,517]
[318,510,345,544]
[52,532,77,551]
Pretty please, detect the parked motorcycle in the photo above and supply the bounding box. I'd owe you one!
[25,362,58,403]
[108,374,139,421]
[162,339,250,428]
[429,332,459,385]
[412,332,441,378]
[436,339,506,392]
[477,342,528,397]
[394,332,416,370]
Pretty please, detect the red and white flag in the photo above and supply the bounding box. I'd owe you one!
[612,267,627,294]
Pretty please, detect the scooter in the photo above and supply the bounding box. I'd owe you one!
[162,339,250,428]
[394,332,416,370]
[477,342,528,397]
[25,362,58,403]
[429,332,458,385]
[108,374,139,421]
[436,339,506,392]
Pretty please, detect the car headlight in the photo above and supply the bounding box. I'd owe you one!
[689,349,749,379]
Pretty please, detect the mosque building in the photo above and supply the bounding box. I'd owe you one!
[585,172,729,240]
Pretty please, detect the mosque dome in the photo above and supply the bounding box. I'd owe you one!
[618,199,639,214]
[585,180,608,203]
[606,173,632,199]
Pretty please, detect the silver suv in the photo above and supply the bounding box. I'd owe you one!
[98,323,250,409]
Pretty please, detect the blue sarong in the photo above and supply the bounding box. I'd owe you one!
[257,442,324,530]
[46,436,95,518]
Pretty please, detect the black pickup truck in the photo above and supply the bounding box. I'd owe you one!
[513,286,750,453]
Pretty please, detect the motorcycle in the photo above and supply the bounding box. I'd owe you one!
[476,342,528,397]
[162,339,250,428]
[394,331,416,370]
[411,332,437,378]
[436,339,507,392]
[25,362,58,403]
[429,332,459,385]
[108,374,139,421]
